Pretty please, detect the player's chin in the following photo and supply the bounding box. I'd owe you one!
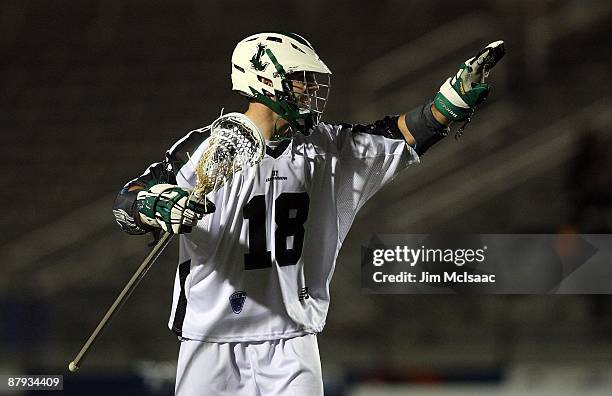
[276,118,290,128]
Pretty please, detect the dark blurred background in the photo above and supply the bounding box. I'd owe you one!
[1,0,611,395]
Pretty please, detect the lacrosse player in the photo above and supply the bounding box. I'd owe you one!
[112,32,505,395]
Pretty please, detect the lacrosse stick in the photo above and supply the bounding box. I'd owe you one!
[69,113,265,372]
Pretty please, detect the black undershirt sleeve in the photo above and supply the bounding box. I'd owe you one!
[348,115,405,140]
[341,101,448,155]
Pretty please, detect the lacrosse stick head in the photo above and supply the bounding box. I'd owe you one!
[192,113,265,200]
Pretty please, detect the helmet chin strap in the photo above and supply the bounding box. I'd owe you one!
[272,115,291,141]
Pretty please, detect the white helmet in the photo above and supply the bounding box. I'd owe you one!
[231,32,332,134]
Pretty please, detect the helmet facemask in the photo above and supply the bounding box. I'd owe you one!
[250,69,330,136]
[280,71,330,135]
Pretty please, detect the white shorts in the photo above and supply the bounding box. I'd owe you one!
[175,334,323,396]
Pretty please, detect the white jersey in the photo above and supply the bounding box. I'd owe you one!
[160,119,418,342]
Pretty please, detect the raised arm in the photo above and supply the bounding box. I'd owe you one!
[398,41,506,155]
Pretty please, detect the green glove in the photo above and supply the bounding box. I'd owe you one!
[136,183,214,234]
[434,40,506,122]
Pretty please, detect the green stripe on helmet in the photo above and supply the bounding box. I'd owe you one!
[264,48,286,76]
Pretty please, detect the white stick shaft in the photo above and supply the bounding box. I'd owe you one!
[68,232,174,372]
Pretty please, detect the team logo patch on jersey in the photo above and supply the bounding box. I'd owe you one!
[230,291,247,314]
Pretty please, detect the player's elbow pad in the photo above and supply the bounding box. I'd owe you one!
[112,187,151,235]
[404,101,449,155]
